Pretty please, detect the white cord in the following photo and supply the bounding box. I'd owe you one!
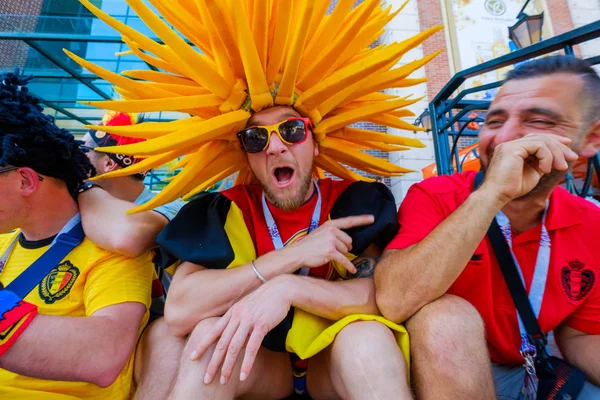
[251,260,267,283]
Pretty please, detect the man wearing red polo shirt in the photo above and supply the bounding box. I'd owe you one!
[376,55,600,399]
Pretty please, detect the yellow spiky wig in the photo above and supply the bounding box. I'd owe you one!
[66,0,442,213]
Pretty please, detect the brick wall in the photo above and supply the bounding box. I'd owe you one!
[547,0,575,35]
[417,0,452,98]
[0,0,44,68]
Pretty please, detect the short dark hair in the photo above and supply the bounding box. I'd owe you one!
[0,71,94,193]
[505,55,600,125]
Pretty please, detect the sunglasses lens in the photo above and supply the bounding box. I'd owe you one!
[240,127,269,153]
[279,120,307,143]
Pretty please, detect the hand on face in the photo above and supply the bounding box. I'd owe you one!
[190,277,292,385]
[283,214,375,274]
[481,133,578,204]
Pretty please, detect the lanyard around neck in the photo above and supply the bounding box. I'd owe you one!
[0,213,82,275]
[261,181,321,276]
[495,202,550,337]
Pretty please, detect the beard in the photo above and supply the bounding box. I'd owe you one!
[261,161,314,212]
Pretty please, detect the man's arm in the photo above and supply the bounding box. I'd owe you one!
[375,189,504,322]
[79,187,168,257]
[375,134,577,323]
[0,302,145,388]
[555,325,600,386]
[284,246,381,320]
[165,215,371,337]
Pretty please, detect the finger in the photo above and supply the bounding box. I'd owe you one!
[329,214,375,230]
[332,252,357,274]
[555,141,579,163]
[523,133,572,144]
[192,313,230,361]
[544,140,569,171]
[219,323,251,385]
[334,229,353,251]
[203,317,240,384]
[531,145,554,174]
[334,238,350,256]
[239,323,268,382]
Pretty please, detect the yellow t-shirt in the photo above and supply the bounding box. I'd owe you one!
[0,230,154,400]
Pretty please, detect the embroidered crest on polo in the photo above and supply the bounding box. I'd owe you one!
[561,259,595,303]
[66,0,442,213]
[38,261,80,305]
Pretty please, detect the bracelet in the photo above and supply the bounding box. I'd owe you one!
[251,260,267,283]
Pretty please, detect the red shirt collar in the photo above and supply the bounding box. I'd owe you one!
[545,186,583,231]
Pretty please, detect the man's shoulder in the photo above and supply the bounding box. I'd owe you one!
[411,171,477,196]
[552,187,600,225]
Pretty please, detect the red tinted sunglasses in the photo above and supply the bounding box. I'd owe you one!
[237,117,313,153]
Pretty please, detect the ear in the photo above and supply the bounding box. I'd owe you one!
[579,120,600,158]
[314,143,319,158]
[18,167,42,197]
[103,155,120,173]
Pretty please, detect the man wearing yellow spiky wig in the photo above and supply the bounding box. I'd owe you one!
[67,0,443,398]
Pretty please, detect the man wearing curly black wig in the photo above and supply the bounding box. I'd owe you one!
[0,72,154,399]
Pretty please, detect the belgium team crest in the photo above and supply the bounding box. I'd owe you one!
[38,261,80,304]
[561,259,595,303]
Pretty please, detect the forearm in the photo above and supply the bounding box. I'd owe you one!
[165,249,302,336]
[79,188,166,257]
[0,311,141,387]
[561,334,600,386]
[376,188,506,322]
[286,275,378,321]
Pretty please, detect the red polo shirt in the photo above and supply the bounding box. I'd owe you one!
[387,171,600,365]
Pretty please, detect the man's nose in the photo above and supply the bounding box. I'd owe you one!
[492,119,526,146]
[266,130,288,155]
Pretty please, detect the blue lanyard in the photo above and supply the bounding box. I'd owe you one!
[0,213,82,275]
[261,181,321,276]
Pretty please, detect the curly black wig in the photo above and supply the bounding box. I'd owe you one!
[0,70,95,194]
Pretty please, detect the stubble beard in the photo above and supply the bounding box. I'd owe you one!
[261,162,314,212]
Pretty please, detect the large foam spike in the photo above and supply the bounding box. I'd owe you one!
[302,0,355,68]
[83,117,205,138]
[64,49,176,99]
[295,43,411,115]
[366,114,425,132]
[204,0,245,79]
[314,97,423,135]
[274,0,313,105]
[314,153,369,182]
[125,0,232,98]
[127,146,224,214]
[230,1,273,111]
[146,0,212,56]
[252,0,270,71]
[81,94,223,113]
[330,128,425,148]
[265,0,293,85]
[333,137,411,152]
[298,0,380,90]
[146,83,211,96]
[392,77,429,88]
[121,70,201,86]
[234,166,256,186]
[194,0,235,83]
[183,163,244,201]
[122,39,186,76]
[96,110,250,156]
[305,0,330,45]
[342,50,442,104]
[320,140,413,174]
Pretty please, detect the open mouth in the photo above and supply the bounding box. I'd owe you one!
[272,166,295,188]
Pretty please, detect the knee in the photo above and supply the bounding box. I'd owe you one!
[183,317,221,352]
[334,321,398,359]
[406,295,485,354]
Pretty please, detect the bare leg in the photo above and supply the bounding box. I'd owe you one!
[168,317,293,400]
[405,294,495,400]
[307,321,412,400]
[134,317,186,400]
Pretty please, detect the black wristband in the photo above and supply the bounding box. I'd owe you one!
[74,181,104,197]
